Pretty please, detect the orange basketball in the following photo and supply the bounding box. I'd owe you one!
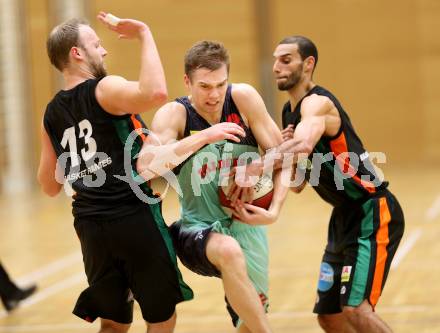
[218,174,274,219]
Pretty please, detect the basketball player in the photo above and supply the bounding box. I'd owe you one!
[38,13,192,333]
[0,261,36,312]
[137,41,287,333]
[234,36,405,333]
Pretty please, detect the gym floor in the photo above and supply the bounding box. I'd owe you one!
[0,164,439,333]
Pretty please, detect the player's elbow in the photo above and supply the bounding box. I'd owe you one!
[290,181,306,194]
[37,173,61,197]
[266,217,278,225]
[147,89,168,109]
[290,186,303,194]
[154,89,168,105]
[45,187,61,197]
[40,182,61,197]
[133,88,168,113]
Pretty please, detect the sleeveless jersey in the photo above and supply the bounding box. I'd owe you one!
[44,79,153,218]
[174,85,269,316]
[282,85,387,207]
[175,85,259,229]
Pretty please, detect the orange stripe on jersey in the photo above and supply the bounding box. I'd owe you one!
[369,197,391,306]
[130,115,149,185]
[329,132,376,193]
[131,115,147,141]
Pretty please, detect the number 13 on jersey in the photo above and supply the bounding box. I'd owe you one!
[61,119,97,167]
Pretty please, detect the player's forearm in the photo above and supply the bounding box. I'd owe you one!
[268,169,288,218]
[137,28,167,107]
[272,139,311,171]
[242,139,309,182]
[173,131,210,160]
[137,131,209,179]
[269,119,324,172]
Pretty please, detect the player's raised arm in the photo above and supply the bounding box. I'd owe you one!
[95,12,167,115]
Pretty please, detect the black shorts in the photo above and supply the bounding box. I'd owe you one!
[314,191,404,314]
[73,203,193,324]
[169,220,220,278]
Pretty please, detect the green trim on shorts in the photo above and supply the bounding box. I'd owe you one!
[348,200,374,306]
[112,118,194,301]
[147,200,194,301]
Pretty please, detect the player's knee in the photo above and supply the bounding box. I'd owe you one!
[342,302,372,326]
[212,236,245,269]
[99,319,130,333]
[317,314,342,332]
[146,312,176,333]
[317,314,330,330]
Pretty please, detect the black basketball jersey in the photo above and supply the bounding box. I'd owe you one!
[43,79,150,218]
[282,85,387,207]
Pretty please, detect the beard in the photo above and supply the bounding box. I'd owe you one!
[277,65,303,91]
[85,52,107,79]
[89,59,107,79]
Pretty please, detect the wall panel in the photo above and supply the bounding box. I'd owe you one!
[25,0,440,185]
[24,0,53,181]
[272,0,428,164]
[91,0,258,125]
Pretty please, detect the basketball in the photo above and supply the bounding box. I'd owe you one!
[218,174,274,218]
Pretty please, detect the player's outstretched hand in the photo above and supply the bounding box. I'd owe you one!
[97,12,149,40]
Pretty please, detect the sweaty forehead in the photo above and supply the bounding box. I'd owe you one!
[273,43,299,58]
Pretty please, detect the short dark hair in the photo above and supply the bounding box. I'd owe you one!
[46,18,88,71]
[184,41,230,79]
[279,35,318,70]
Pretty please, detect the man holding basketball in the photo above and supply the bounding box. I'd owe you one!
[137,40,287,332]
